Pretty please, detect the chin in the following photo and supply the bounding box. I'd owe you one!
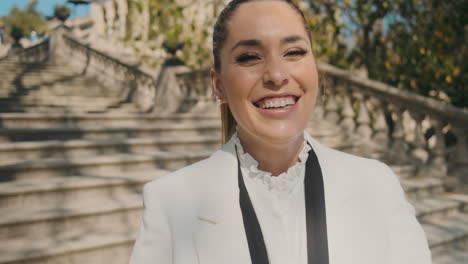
[253,122,305,144]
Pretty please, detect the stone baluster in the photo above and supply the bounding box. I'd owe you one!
[451,126,468,188]
[355,92,373,143]
[104,0,116,36]
[370,97,389,149]
[409,111,429,164]
[428,118,448,177]
[340,87,356,138]
[388,106,409,164]
[311,77,325,120]
[323,77,340,124]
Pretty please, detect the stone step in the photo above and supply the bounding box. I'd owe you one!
[0,105,121,114]
[410,195,467,221]
[0,96,118,107]
[424,213,468,256]
[0,191,143,241]
[19,78,107,88]
[388,164,418,178]
[0,149,212,182]
[0,112,219,128]
[0,121,221,142]
[0,66,77,75]
[0,169,167,210]
[0,134,220,161]
[0,229,134,264]
[1,84,118,97]
[432,245,468,264]
[0,68,77,76]
[0,74,92,84]
[401,177,445,200]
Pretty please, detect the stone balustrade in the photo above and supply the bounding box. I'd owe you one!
[176,63,468,189]
[318,63,468,187]
[7,39,50,63]
[52,27,158,112]
[176,70,212,111]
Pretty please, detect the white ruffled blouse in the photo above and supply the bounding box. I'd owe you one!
[232,132,310,264]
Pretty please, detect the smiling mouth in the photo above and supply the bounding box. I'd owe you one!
[253,95,299,109]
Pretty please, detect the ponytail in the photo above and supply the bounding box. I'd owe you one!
[221,103,237,144]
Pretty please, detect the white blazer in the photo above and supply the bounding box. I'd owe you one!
[130,133,432,264]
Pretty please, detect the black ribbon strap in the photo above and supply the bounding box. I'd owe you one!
[304,143,329,263]
[237,145,270,264]
[237,143,329,264]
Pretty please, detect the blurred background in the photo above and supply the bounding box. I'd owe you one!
[0,1,467,264]
[0,0,466,108]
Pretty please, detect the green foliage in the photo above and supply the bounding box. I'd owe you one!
[304,0,468,108]
[54,5,70,22]
[127,0,217,69]
[1,0,48,42]
[381,0,468,108]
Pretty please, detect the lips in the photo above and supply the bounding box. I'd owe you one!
[254,95,299,109]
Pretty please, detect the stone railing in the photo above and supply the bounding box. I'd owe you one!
[51,27,159,111]
[176,70,212,112]
[318,63,468,187]
[7,40,50,63]
[176,63,468,189]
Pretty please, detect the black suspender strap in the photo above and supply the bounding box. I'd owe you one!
[304,143,329,263]
[237,145,270,264]
[236,143,329,264]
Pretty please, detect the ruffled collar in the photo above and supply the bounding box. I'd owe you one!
[232,132,311,194]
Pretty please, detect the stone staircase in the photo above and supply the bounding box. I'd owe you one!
[1,58,467,264]
[0,58,130,113]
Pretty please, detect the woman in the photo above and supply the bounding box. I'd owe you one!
[130,0,431,263]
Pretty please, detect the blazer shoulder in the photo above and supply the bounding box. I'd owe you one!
[316,141,383,172]
[315,140,401,192]
[143,148,235,199]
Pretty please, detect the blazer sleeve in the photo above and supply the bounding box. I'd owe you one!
[130,183,173,264]
[378,162,432,264]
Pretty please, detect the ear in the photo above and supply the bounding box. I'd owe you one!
[210,68,225,103]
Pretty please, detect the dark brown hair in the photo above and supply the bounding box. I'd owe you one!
[212,0,311,143]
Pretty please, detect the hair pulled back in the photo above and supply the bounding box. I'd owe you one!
[212,0,311,143]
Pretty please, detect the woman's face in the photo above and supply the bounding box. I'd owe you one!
[212,0,319,144]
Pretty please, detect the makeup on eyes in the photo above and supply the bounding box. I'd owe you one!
[235,48,308,64]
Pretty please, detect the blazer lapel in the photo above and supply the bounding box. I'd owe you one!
[193,138,251,264]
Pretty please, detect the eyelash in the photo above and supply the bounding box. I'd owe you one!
[236,54,259,63]
[235,49,308,63]
[286,49,308,56]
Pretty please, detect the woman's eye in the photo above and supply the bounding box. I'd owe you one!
[236,54,260,63]
[285,49,308,57]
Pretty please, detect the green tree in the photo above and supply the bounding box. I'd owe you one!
[382,0,468,108]
[1,0,48,43]
[304,0,467,108]
[126,0,215,68]
[54,5,70,23]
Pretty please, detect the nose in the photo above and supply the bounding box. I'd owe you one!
[263,57,289,88]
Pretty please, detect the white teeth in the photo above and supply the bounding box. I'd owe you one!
[258,96,296,109]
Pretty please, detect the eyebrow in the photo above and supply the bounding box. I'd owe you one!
[230,35,308,52]
[281,35,308,45]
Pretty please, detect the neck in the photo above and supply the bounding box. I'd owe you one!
[237,129,305,176]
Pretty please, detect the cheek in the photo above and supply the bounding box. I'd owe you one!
[223,67,260,104]
[292,58,319,96]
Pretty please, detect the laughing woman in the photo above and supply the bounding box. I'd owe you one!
[129,0,431,263]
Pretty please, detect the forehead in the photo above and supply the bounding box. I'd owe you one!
[225,1,307,44]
